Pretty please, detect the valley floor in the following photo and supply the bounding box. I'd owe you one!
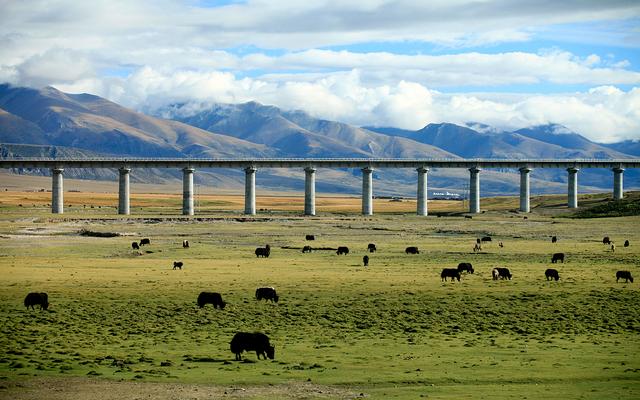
[0,190,639,399]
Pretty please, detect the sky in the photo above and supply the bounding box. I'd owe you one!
[1,0,639,142]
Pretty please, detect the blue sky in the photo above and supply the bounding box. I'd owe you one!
[1,0,639,142]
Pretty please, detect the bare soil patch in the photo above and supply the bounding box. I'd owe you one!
[0,377,363,400]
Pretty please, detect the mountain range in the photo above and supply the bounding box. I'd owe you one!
[0,83,637,197]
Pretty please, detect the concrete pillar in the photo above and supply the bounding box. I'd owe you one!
[469,167,481,213]
[567,167,579,208]
[304,167,316,216]
[362,167,373,216]
[118,167,131,215]
[51,168,64,214]
[182,167,195,216]
[613,167,624,200]
[244,166,256,215]
[519,167,531,213]
[416,167,429,216]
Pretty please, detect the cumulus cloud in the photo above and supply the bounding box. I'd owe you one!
[51,66,640,143]
[2,0,640,143]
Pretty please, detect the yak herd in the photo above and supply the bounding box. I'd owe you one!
[22,233,634,361]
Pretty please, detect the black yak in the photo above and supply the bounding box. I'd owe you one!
[139,238,151,246]
[441,268,461,282]
[457,262,474,274]
[367,243,377,253]
[551,253,565,263]
[255,287,279,303]
[230,332,274,361]
[24,292,49,310]
[616,271,634,283]
[545,268,560,281]
[336,246,349,255]
[131,242,139,250]
[255,244,271,258]
[197,292,226,309]
[173,261,183,270]
[405,246,419,254]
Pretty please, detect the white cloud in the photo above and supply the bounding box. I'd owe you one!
[2,0,640,143]
[52,66,640,143]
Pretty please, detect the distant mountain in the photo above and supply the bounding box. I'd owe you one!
[166,101,457,159]
[366,122,631,159]
[0,84,273,159]
[602,140,640,157]
[1,84,638,196]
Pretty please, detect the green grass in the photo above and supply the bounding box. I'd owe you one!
[0,202,639,399]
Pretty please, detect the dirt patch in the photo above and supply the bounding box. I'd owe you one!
[0,377,364,400]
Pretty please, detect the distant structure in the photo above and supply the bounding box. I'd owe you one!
[0,158,637,216]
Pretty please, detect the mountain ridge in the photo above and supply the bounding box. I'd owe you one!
[1,84,638,196]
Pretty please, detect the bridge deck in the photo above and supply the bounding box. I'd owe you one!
[1,158,639,169]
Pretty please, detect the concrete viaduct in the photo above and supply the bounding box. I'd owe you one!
[1,158,638,216]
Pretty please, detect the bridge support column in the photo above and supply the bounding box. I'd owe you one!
[304,167,316,216]
[362,167,373,216]
[567,167,579,208]
[416,167,429,216]
[244,167,256,215]
[182,167,194,216]
[469,167,481,213]
[613,167,624,200]
[519,167,531,213]
[51,168,64,214]
[118,167,131,215]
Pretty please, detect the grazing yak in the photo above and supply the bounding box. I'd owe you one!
[255,287,279,303]
[457,262,474,274]
[494,267,512,280]
[302,245,312,253]
[173,261,183,270]
[551,253,565,263]
[367,243,377,253]
[24,292,49,310]
[336,246,349,255]
[305,235,315,241]
[481,236,492,242]
[405,246,419,254]
[230,332,275,361]
[182,240,189,248]
[545,268,560,281]
[551,236,557,243]
[363,255,369,267]
[602,236,611,245]
[624,240,630,247]
[131,242,140,250]
[616,271,634,283]
[139,238,151,246]
[441,268,461,282]
[197,292,226,309]
[255,244,271,258]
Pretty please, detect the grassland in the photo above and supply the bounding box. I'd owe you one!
[0,188,639,399]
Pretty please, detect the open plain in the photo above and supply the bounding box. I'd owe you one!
[0,183,639,399]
